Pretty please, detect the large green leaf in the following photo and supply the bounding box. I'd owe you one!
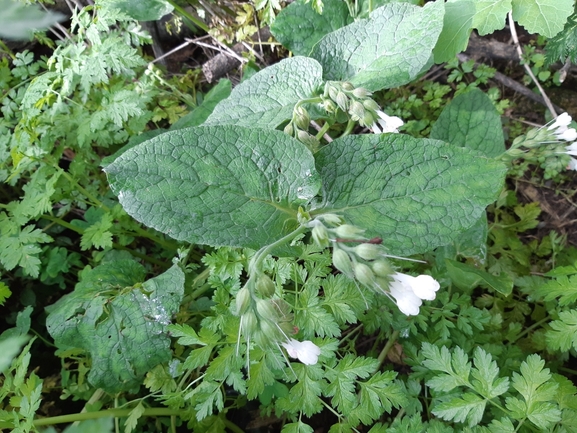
[204,57,324,128]
[314,134,506,256]
[105,126,321,249]
[512,0,573,38]
[309,1,444,91]
[430,88,505,158]
[433,0,475,63]
[271,0,352,56]
[473,0,512,36]
[46,261,184,393]
[111,0,173,21]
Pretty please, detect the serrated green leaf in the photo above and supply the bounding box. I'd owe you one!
[354,371,404,424]
[487,417,515,433]
[46,262,185,393]
[277,364,325,417]
[433,392,485,427]
[430,88,505,158]
[546,309,577,352]
[534,275,577,306]
[282,421,314,433]
[512,0,573,38]
[433,0,475,63]
[124,402,145,433]
[112,0,173,21]
[473,0,512,35]
[445,259,513,296]
[105,125,321,249]
[0,0,64,40]
[314,134,507,256]
[471,347,509,398]
[271,0,352,56]
[310,1,444,91]
[172,79,232,130]
[80,212,114,250]
[204,57,323,128]
[0,282,11,306]
[295,285,341,338]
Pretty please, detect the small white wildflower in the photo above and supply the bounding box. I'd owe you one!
[388,272,440,316]
[371,110,404,134]
[565,142,577,156]
[556,128,577,142]
[568,157,577,171]
[282,339,321,365]
[547,112,572,131]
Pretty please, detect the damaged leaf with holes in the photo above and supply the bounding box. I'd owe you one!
[45,260,184,393]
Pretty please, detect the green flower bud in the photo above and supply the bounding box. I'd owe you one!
[354,262,375,287]
[362,98,380,112]
[341,81,354,91]
[361,111,376,128]
[333,248,353,276]
[258,319,282,341]
[353,243,381,261]
[236,286,251,315]
[284,122,294,136]
[334,224,365,238]
[297,130,320,149]
[323,99,337,113]
[372,259,393,278]
[256,274,275,298]
[256,299,278,322]
[312,223,329,248]
[295,106,310,130]
[349,100,365,121]
[328,85,339,101]
[352,87,372,98]
[319,214,343,225]
[240,311,258,336]
[336,92,349,111]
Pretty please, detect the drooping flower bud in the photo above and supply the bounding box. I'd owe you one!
[297,130,319,149]
[336,92,349,111]
[236,286,251,315]
[334,224,365,238]
[255,299,278,322]
[372,259,393,277]
[349,100,365,121]
[352,87,372,98]
[284,123,294,136]
[332,248,353,276]
[311,223,329,248]
[353,243,381,261]
[354,262,375,287]
[295,106,310,130]
[240,311,258,335]
[323,99,337,113]
[256,274,275,298]
[341,82,355,91]
[362,98,380,112]
[319,213,343,225]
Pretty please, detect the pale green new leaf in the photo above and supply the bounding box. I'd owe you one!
[473,0,512,35]
[0,335,29,372]
[512,0,574,38]
[433,0,475,63]
[204,57,323,128]
[0,0,64,40]
[46,261,184,393]
[546,309,577,352]
[354,371,404,424]
[471,347,510,399]
[310,1,444,91]
[487,417,516,433]
[111,0,173,21]
[433,392,485,427]
[124,402,145,433]
[80,212,114,250]
[282,421,314,433]
[431,88,505,158]
[105,126,321,249]
[271,0,352,56]
[314,134,506,256]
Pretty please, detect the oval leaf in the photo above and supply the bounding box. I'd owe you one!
[105,126,321,249]
[310,1,444,91]
[314,134,507,256]
[204,57,324,128]
[430,88,505,158]
[112,0,173,21]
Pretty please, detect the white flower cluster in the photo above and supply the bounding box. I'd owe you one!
[548,112,577,170]
[389,272,440,316]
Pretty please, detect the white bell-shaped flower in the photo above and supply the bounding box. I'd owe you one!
[388,272,440,316]
[282,339,321,365]
[565,142,577,156]
[547,112,572,131]
[371,110,404,134]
